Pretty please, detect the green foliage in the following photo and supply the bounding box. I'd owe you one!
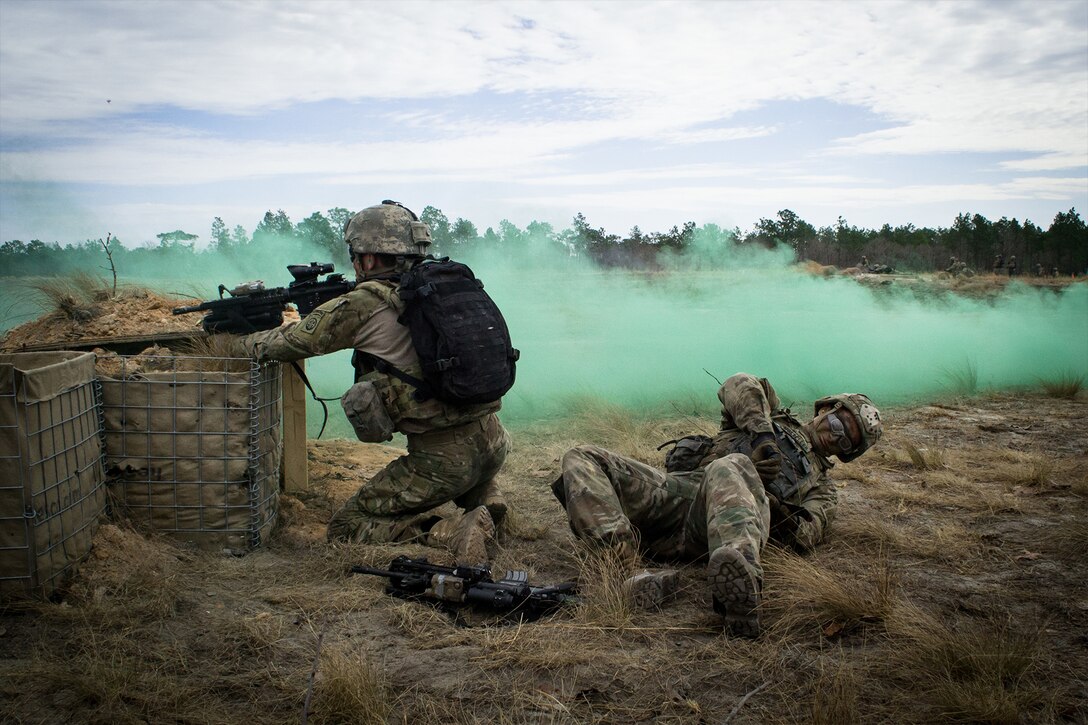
[2,206,1084,278]
[210,217,230,251]
[297,212,342,262]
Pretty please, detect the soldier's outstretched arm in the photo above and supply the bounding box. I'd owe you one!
[239,287,385,364]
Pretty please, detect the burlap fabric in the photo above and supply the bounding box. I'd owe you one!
[100,359,281,553]
[0,351,106,598]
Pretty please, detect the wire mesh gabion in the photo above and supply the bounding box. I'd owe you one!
[0,351,107,598]
[98,355,281,554]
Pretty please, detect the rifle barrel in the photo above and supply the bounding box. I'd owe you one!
[350,565,399,578]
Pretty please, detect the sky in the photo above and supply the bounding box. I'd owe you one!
[1,0,1087,247]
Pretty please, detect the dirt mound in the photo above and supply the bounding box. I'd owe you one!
[0,287,201,350]
[63,523,185,613]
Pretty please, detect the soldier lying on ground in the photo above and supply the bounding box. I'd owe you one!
[551,373,882,638]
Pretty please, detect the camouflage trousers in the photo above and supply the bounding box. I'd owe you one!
[557,445,771,571]
[327,414,510,543]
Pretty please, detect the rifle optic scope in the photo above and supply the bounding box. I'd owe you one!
[288,261,335,282]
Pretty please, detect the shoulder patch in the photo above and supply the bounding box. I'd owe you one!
[301,310,325,334]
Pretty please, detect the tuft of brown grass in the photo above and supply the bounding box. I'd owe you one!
[476,619,617,672]
[568,543,639,629]
[1038,372,1084,399]
[900,440,947,470]
[1040,518,1088,563]
[940,359,980,396]
[310,646,392,725]
[503,505,552,541]
[386,600,470,648]
[29,272,109,320]
[883,602,1049,723]
[762,547,898,637]
[834,517,982,564]
[557,397,714,465]
[807,656,862,725]
[176,331,245,358]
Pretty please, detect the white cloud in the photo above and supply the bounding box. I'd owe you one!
[0,0,1085,241]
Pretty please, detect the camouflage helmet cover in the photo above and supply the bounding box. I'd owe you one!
[813,393,882,462]
[343,200,432,257]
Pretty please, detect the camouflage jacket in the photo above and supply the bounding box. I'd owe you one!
[239,278,500,435]
[700,373,837,550]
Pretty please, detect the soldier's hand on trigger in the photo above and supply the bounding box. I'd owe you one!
[750,433,782,485]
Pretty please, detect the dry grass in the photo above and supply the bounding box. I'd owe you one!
[566,544,640,629]
[310,646,393,725]
[940,359,980,396]
[833,517,983,563]
[992,454,1053,488]
[805,655,862,725]
[883,602,1051,723]
[2,391,1085,724]
[553,397,714,464]
[27,272,157,319]
[28,272,109,320]
[177,331,245,358]
[1038,372,1084,399]
[762,547,898,637]
[898,440,948,471]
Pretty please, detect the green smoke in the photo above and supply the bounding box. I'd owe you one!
[2,229,1085,439]
[467,233,1087,425]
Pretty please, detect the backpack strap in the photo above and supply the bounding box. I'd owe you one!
[352,350,435,402]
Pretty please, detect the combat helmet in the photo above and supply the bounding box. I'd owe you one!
[343,200,432,258]
[812,393,882,462]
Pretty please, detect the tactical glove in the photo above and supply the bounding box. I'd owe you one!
[771,501,814,541]
[750,433,782,485]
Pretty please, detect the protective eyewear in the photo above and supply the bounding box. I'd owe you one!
[824,411,856,453]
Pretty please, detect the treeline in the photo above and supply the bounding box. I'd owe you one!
[2,205,1085,278]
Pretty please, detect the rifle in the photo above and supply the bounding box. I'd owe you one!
[172,262,356,334]
[351,556,578,621]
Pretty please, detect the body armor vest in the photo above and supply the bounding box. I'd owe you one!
[714,412,820,503]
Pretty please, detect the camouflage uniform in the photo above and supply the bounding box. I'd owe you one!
[241,277,509,543]
[554,374,834,572]
[555,373,881,636]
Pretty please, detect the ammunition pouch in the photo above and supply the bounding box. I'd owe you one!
[341,380,395,442]
[660,435,714,473]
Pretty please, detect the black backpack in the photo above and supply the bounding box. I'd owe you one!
[376,259,519,405]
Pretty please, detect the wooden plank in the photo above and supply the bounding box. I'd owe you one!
[281,360,308,491]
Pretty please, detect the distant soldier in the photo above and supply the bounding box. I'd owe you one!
[1035,263,1044,277]
[945,256,959,274]
[993,254,1005,275]
[1007,255,1017,277]
[1052,266,1060,278]
[858,255,870,271]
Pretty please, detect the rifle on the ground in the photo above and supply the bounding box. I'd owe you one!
[351,556,578,621]
[172,262,355,334]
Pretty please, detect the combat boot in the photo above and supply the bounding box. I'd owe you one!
[624,569,680,610]
[427,506,495,565]
[460,479,508,531]
[708,544,762,638]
